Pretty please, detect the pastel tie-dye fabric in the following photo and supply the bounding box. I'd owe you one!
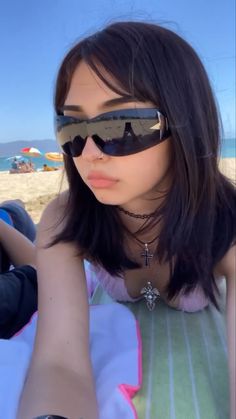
[91,279,229,419]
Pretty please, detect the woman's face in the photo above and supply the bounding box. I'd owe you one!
[63,60,173,212]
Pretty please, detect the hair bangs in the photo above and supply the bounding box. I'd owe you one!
[80,32,161,107]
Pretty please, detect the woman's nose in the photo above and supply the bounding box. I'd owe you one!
[81,136,104,161]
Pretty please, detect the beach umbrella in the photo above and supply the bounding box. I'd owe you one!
[45,152,63,162]
[21,147,42,157]
[6,155,24,161]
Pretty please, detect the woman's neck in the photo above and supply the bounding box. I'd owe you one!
[117,210,163,252]
[117,191,167,236]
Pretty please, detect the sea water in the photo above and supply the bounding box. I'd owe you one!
[220,137,236,158]
[0,138,235,172]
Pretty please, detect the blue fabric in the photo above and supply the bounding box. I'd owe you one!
[0,265,37,338]
[0,203,36,242]
[0,209,13,226]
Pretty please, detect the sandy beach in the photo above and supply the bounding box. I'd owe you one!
[0,158,235,224]
[0,169,68,223]
[218,158,235,181]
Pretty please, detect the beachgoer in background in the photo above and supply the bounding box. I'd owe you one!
[0,200,37,338]
[11,158,19,170]
[18,160,26,171]
[17,21,235,419]
[43,163,58,171]
[29,161,36,172]
[9,160,36,174]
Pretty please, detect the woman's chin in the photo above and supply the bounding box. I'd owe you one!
[94,194,120,206]
[91,190,125,206]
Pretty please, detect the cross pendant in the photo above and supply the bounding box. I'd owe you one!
[141,281,160,311]
[141,243,153,267]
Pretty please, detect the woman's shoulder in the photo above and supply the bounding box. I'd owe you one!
[38,190,69,236]
[49,190,69,209]
[214,242,236,279]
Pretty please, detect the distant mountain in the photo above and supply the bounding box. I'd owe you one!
[0,139,60,157]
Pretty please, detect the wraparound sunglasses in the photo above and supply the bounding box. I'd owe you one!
[55,108,171,157]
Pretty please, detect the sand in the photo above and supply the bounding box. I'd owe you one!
[0,158,235,224]
[218,158,235,181]
[0,169,68,223]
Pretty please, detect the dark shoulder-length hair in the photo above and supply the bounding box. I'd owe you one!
[52,21,235,308]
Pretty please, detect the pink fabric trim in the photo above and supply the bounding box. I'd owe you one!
[136,319,143,388]
[118,320,142,419]
[118,384,139,419]
[86,263,212,311]
[87,263,141,303]
[179,286,209,312]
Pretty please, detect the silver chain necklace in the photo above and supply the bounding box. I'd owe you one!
[132,234,160,311]
[118,206,161,311]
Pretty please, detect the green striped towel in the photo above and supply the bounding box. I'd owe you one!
[91,282,229,419]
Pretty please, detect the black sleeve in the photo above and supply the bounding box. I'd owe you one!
[0,265,38,339]
[0,244,11,274]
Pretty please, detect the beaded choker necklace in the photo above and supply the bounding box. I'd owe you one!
[117,206,156,219]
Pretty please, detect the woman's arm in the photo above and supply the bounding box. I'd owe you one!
[0,219,36,268]
[219,244,236,419]
[17,195,98,419]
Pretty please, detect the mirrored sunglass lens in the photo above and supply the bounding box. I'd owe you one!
[87,117,165,141]
[60,137,85,157]
[61,142,73,156]
[56,109,169,156]
[87,120,126,140]
[102,132,162,156]
[70,136,85,157]
[56,119,87,142]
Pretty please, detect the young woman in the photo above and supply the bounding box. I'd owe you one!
[17,21,235,419]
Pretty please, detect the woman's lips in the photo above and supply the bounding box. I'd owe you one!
[87,172,118,188]
[88,178,118,188]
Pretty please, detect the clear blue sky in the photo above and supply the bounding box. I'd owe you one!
[0,0,235,142]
